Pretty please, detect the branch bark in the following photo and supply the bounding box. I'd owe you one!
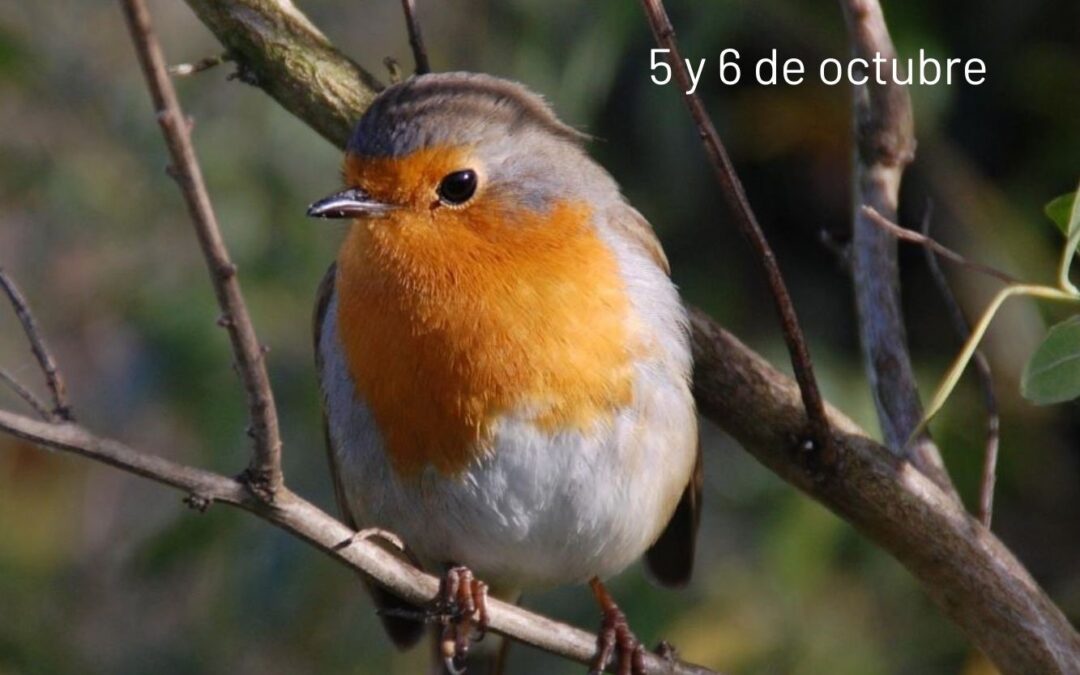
[688,313,1079,673]
[838,0,957,496]
[121,0,283,498]
[181,0,384,148]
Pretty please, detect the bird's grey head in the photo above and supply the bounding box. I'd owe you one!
[342,72,619,212]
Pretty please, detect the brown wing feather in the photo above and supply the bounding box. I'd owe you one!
[608,203,671,275]
[645,442,703,587]
[314,263,425,649]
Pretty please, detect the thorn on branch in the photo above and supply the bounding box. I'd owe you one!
[227,61,260,87]
[216,314,234,328]
[184,492,213,512]
[217,262,238,280]
[237,465,279,503]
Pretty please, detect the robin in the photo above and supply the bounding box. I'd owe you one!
[308,72,700,675]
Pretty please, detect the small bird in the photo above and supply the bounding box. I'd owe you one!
[309,72,700,675]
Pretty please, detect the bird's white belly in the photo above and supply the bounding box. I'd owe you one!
[320,302,697,592]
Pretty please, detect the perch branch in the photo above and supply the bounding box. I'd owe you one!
[399,0,431,74]
[120,0,283,498]
[0,267,72,421]
[638,0,835,465]
[838,0,957,496]
[0,408,715,675]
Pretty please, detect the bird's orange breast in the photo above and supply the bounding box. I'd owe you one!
[335,150,636,477]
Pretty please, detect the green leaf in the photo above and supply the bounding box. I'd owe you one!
[1044,191,1076,235]
[1022,315,1080,405]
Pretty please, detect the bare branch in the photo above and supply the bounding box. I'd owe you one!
[862,206,1020,284]
[0,368,51,420]
[399,0,431,75]
[919,208,1000,527]
[0,267,72,421]
[838,0,958,496]
[181,0,384,148]
[0,408,716,675]
[119,0,282,499]
[637,0,835,466]
[688,311,1080,674]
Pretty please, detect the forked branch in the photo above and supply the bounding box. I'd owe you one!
[838,0,957,497]
[119,0,282,498]
[0,267,72,421]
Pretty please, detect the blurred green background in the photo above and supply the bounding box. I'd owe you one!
[1,1,1077,673]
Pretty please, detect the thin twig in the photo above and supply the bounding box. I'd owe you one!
[837,0,959,497]
[0,369,52,421]
[399,0,430,74]
[119,0,283,499]
[862,206,1020,285]
[918,207,1000,527]
[169,52,230,77]
[638,0,834,465]
[0,268,72,421]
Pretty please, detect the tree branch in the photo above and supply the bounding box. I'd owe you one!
[181,0,384,148]
[399,0,431,75]
[688,312,1080,674]
[838,0,957,496]
[638,0,835,465]
[120,0,282,498]
[0,408,716,675]
[0,267,72,421]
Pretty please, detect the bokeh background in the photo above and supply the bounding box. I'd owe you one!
[1,1,1078,673]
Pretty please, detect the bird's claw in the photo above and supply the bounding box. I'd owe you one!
[437,566,489,674]
[588,579,646,675]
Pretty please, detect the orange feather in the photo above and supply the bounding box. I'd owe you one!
[335,147,636,477]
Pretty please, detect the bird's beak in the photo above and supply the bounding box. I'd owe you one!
[306,187,394,219]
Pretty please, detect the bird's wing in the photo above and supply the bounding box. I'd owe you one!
[607,203,671,276]
[313,263,425,649]
[607,203,702,587]
[645,442,703,587]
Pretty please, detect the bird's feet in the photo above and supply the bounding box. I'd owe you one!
[436,566,489,675]
[588,578,646,675]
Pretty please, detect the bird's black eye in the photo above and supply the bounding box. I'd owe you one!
[437,169,478,205]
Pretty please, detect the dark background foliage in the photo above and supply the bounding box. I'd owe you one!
[0,1,1077,673]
